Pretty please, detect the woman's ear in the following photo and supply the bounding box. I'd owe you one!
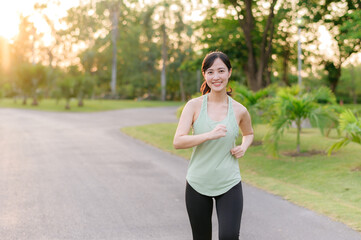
[228,68,232,78]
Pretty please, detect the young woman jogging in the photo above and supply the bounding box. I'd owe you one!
[173,51,254,240]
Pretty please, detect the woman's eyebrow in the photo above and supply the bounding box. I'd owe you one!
[206,67,226,72]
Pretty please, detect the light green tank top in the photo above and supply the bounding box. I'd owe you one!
[186,94,241,196]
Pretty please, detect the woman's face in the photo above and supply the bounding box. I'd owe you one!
[203,58,232,93]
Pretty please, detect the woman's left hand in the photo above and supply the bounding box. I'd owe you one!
[230,145,247,159]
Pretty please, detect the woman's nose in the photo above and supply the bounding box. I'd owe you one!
[213,72,220,79]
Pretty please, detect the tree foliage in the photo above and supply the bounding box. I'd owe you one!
[298,1,361,92]
[328,109,361,155]
[15,63,47,105]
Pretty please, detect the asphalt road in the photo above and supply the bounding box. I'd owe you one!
[0,107,360,240]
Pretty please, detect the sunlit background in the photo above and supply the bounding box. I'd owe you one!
[0,0,75,41]
[0,0,360,106]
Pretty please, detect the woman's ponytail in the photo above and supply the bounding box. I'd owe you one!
[200,81,211,95]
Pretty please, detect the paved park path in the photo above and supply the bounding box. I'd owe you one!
[0,107,360,240]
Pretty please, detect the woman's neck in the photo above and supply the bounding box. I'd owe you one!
[208,91,228,103]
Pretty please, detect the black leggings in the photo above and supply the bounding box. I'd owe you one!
[185,181,243,240]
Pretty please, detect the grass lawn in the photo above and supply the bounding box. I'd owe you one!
[0,98,183,112]
[122,123,361,232]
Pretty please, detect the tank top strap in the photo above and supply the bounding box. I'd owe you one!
[227,95,232,117]
[200,94,208,114]
[228,96,239,132]
[194,94,208,127]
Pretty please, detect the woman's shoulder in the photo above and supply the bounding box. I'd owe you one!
[230,97,247,112]
[186,95,204,109]
[230,97,249,120]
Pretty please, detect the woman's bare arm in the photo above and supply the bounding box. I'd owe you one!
[230,104,254,158]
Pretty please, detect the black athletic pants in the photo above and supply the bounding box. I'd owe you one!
[185,181,243,240]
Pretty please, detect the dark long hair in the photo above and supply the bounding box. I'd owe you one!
[200,51,232,96]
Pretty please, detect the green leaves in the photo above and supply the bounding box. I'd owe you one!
[263,86,336,156]
[313,86,337,105]
[15,63,47,104]
[328,109,361,155]
[340,10,361,41]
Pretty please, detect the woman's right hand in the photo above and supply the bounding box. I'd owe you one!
[208,124,227,140]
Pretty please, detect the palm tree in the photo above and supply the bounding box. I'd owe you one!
[328,109,361,155]
[264,87,331,156]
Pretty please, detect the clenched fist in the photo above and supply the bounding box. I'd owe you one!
[230,145,246,158]
[208,124,227,140]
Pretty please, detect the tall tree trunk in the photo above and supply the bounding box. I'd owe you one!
[262,12,276,88]
[78,92,84,107]
[242,0,258,91]
[43,49,54,98]
[229,0,278,91]
[256,0,276,89]
[110,2,119,97]
[296,120,301,153]
[32,94,38,106]
[325,61,341,93]
[65,98,70,110]
[161,10,167,101]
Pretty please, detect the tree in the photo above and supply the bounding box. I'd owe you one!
[57,0,195,100]
[338,64,361,104]
[225,0,279,91]
[33,2,66,97]
[74,73,95,107]
[109,1,120,96]
[271,1,298,86]
[160,1,168,101]
[58,76,75,109]
[56,66,79,109]
[139,6,160,99]
[299,1,361,92]
[264,86,332,156]
[168,5,195,101]
[15,63,47,105]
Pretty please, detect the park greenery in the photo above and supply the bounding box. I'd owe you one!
[0,0,360,108]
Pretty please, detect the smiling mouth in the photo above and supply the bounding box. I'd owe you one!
[212,82,222,86]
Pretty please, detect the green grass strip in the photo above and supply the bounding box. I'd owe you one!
[0,98,183,112]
